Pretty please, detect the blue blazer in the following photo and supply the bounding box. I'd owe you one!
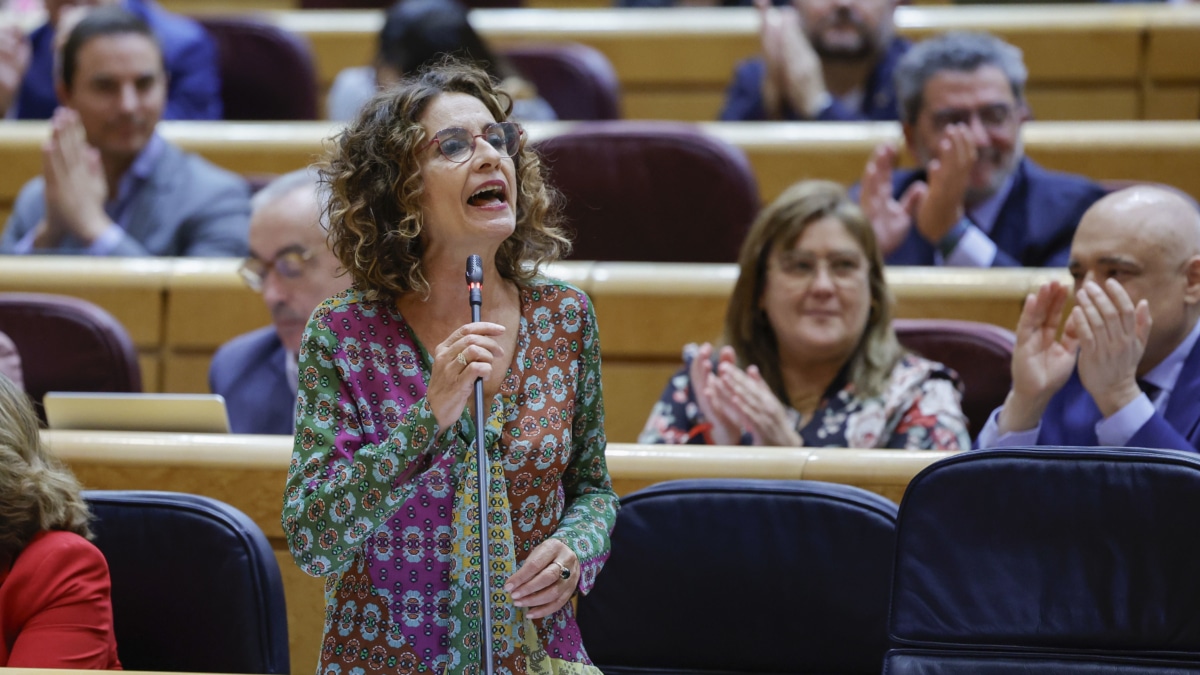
[885,157,1107,267]
[1036,339,1200,453]
[18,0,222,121]
[209,326,296,436]
[0,140,250,256]
[720,39,909,122]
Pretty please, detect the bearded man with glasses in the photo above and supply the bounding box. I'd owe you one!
[857,31,1107,268]
[209,169,346,435]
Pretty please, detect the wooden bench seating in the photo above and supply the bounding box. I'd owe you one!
[46,428,951,675]
[0,258,1066,441]
[2,119,1200,224]
[256,4,1200,121]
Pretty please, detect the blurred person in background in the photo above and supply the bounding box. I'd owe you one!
[0,7,248,256]
[721,0,908,121]
[857,31,1105,267]
[0,0,220,120]
[210,169,346,435]
[640,180,970,449]
[326,0,555,122]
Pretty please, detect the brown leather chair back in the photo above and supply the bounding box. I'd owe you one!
[533,121,760,263]
[504,43,620,120]
[197,17,319,120]
[0,293,141,416]
[894,318,1016,441]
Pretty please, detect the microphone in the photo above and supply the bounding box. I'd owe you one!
[466,254,483,321]
[465,253,494,675]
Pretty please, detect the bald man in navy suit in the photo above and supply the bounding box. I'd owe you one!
[978,186,1200,453]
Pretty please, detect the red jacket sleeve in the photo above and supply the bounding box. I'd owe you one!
[2,531,121,669]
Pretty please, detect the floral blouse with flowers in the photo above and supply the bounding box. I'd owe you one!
[638,347,971,450]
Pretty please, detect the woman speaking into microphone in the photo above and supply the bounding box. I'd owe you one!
[281,60,618,675]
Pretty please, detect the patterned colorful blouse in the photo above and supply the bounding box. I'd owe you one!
[282,279,618,675]
[638,348,970,450]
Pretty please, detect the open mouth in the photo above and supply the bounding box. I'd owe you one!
[467,183,508,208]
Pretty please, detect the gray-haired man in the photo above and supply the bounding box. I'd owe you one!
[858,31,1106,267]
[209,169,346,435]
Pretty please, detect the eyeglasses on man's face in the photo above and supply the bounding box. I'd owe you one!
[239,245,315,292]
[929,103,1019,133]
[423,121,523,163]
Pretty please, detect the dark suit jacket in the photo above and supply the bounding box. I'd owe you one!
[885,157,1107,267]
[209,326,295,436]
[1036,338,1200,453]
[17,0,222,121]
[720,39,909,122]
[0,140,250,256]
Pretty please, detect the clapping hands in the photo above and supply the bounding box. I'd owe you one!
[32,108,112,250]
[998,279,1151,434]
[689,343,801,446]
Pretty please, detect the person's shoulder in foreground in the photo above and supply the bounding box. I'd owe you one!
[0,529,121,669]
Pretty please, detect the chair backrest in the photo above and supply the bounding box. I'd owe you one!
[893,318,1016,440]
[577,478,898,675]
[503,43,620,120]
[84,490,290,674]
[887,447,1200,674]
[533,121,760,262]
[197,17,318,120]
[0,293,140,414]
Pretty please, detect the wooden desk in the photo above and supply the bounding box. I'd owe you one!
[264,4,1175,121]
[0,255,1061,440]
[3,119,1199,226]
[47,428,950,675]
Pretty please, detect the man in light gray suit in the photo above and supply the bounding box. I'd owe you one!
[0,7,249,256]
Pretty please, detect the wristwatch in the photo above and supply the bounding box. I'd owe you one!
[937,218,972,258]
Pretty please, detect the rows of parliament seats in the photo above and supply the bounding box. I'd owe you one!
[7,4,1199,674]
[45,428,951,675]
[50,432,1200,674]
[0,259,1057,442]
[3,119,1200,230]
[254,5,1200,121]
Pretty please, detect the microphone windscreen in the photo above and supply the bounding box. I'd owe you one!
[466,254,483,284]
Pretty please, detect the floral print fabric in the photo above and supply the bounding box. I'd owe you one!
[282,279,618,675]
[638,349,970,450]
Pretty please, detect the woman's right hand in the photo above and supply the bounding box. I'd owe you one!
[688,343,743,446]
[428,322,507,429]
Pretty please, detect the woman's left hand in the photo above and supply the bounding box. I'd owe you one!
[719,362,801,447]
[503,538,579,620]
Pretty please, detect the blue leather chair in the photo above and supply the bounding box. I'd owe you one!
[576,478,899,674]
[886,447,1200,673]
[84,491,290,674]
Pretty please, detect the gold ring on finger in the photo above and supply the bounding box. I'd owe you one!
[456,351,468,367]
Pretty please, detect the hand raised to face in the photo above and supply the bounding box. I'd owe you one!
[1071,278,1151,417]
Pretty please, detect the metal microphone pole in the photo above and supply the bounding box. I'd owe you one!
[465,254,494,675]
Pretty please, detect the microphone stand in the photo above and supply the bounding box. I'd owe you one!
[466,254,495,675]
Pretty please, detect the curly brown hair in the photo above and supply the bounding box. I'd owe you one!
[724,180,904,401]
[320,58,569,301]
[0,374,92,569]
